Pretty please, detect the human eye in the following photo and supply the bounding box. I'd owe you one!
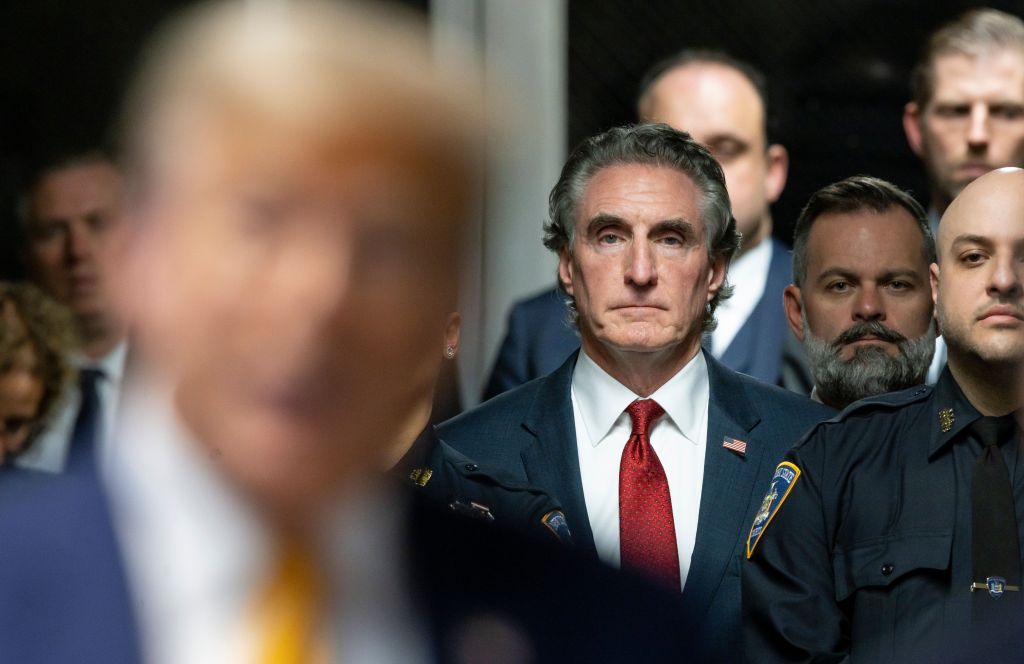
[933,103,969,119]
[596,228,624,245]
[31,221,65,242]
[887,280,912,292]
[960,250,987,266]
[826,280,850,293]
[991,104,1024,120]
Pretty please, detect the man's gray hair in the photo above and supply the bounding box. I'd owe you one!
[543,123,740,333]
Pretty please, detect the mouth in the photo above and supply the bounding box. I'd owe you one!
[979,306,1024,324]
[957,162,993,180]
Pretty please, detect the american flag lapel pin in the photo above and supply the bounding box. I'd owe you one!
[723,436,747,457]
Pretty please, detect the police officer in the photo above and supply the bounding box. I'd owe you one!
[743,168,1024,663]
[394,425,573,546]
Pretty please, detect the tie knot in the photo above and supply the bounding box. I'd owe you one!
[79,367,104,390]
[626,399,665,437]
[973,415,1017,448]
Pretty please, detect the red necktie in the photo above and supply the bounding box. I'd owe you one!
[619,398,680,590]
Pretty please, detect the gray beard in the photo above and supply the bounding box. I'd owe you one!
[804,320,936,410]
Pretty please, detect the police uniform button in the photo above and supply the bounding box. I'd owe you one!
[464,463,479,472]
[881,564,894,576]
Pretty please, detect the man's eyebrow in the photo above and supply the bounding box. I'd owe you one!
[814,267,859,283]
[950,234,994,249]
[585,214,627,235]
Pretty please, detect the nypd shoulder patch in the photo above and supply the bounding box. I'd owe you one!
[746,461,801,559]
[541,510,573,546]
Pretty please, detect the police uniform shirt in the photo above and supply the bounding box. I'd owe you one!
[743,367,1024,663]
[395,425,572,546]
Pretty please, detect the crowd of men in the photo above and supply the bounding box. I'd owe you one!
[2,2,1024,663]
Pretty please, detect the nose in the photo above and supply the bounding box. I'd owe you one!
[66,221,94,264]
[987,253,1023,299]
[624,239,657,288]
[278,230,354,331]
[853,287,884,322]
[967,104,991,151]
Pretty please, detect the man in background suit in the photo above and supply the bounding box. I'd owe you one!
[442,123,831,662]
[0,3,688,662]
[14,150,129,472]
[485,51,808,399]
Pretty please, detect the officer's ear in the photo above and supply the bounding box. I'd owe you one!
[930,262,940,309]
[783,284,806,341]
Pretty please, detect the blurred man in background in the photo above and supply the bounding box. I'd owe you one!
[784,176,936,410]
[0,3,686,662]
[485,50,809,399]
[903,8,1024,384]
[14,150,128,472]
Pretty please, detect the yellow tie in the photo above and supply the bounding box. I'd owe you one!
[254,542,326,664]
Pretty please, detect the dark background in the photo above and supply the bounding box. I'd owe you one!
[2,0,1023,278]
[569,0,1024,244]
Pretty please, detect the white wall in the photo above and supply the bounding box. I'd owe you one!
[431,0,567,406]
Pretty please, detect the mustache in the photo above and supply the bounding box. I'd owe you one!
[832,320,907,348]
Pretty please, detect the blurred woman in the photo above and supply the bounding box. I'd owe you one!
[0,282,76,464]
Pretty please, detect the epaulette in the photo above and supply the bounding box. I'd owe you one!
[824,383,933,424]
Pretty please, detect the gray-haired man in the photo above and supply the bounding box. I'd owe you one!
[441,123,830,662]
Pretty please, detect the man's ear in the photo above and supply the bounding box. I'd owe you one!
[558,249,575,297]
[764,144,789,204]
[903,102,925,158]
[443,312,461,355]
[783,284,806,341]
[707,254,727,299]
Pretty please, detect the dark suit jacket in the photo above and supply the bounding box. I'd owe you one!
[483,238,811,400]
[0,464,689,664]
[441,350,833,662]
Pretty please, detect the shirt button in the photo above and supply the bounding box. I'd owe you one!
[464,463,479,472]
[881,563,894,576]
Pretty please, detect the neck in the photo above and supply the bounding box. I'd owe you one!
[735,215,772,259]
[76,314,124,360]
[583,338,700,397]
[381,395,433,469]
[930,192,951,219]
[947,354,1024,417]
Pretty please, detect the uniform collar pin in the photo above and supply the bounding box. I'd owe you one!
[939,408,955,433]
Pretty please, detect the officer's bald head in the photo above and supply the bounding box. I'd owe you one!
[933,167,1024,402]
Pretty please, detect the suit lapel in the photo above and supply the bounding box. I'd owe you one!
[520,352,596,554]
[682,353,765,615]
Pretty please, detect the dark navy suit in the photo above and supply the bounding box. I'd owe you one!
[484,238,810,399]
[441,350,832,662]
[0,464,690,664]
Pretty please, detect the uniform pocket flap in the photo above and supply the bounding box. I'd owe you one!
[833,532,952,602]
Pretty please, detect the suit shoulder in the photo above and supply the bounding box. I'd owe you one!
[732,370,833,421]
[509,286,568,319]
[441,374,546,435]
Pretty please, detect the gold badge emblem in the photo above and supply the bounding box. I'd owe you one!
[939,408,955,433]
[409,468,433,487]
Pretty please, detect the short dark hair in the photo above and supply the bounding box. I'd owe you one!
[792,175,934,287]
[16,148,118,227]
[544,123,740,333]
[636,49,776,142]
[910,8,1024,108]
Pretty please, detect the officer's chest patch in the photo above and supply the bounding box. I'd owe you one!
[746,461,801,559]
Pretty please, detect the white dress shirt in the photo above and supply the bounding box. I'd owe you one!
[710,238,772,357]
[103,381,431,664]
[571,349,710,590]
[16,341,127,473]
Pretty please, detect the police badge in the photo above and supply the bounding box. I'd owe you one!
[746,461,801,559]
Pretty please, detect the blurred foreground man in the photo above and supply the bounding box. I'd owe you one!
[15,150,128,472]
[784,176,936,409]
[0,3,686,663]
[744,168,1024,662]
[485,51,808,399]
[443,123,830,662]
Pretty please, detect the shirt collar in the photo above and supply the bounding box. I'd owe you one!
[74,341,129,383]
[928,366,983,459]
[571,349,709,447]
